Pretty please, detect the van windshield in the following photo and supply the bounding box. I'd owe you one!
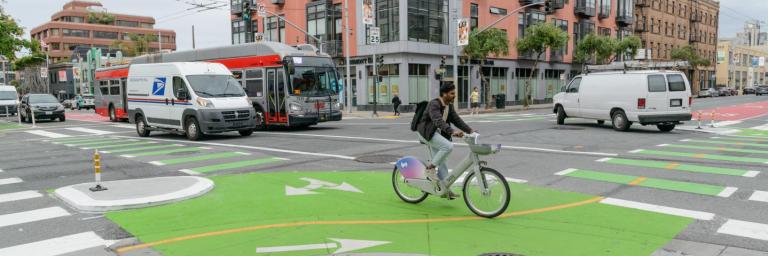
[186,75,246,98]
[0,91,16,100]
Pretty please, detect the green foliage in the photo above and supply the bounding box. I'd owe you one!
[616,36,641,60]
[87,12,115,25]
[127,33,157,56]
[671,45,711,68]
[0,8,29,61]
[110,40,136,57]
[463,28,509,61]
[576,35,643,65]
[516,23,569,60]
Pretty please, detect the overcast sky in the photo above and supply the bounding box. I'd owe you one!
[1,0,765,52]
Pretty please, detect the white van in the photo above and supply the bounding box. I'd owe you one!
[553,70,692,132]
[126,62,257,140]
[0,85,19,116]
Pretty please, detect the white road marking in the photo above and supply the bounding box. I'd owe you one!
[198,147,213,150]
[657,144,669,147]
[744,171,760,178]
[714,121,742,127]
[679,139,691,142]
[0,168,3,173]
[749,190,768,203]
[273,157,291,161]
[178,169,201,175]
[628,149,644,153]
[555,168,578,176]
[148,161,165,166]
[79,215,104,221]
[121,155,135,158]
[750,124,768,131]
[717,187,738,198]
[717,219,768,241]
[113,124,135,129]
[0,191,42,204]
[595,158,613,162]
[65,127,114,135]
[600,198,714,220]
[25,130,71,138]
[235,152,251,156]
[0,231,115,256]
[0,177,23,186]
[0,207,70,228]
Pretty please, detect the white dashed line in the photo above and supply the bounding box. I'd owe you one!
[600,198,715,220]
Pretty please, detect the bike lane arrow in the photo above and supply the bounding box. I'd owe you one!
[256,238,390,254]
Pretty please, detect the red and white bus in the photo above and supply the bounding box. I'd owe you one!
[94,65,129,122]
[129,41,343,128]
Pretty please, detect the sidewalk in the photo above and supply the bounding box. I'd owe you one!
[342,103,552,119]
[54,176,214,213]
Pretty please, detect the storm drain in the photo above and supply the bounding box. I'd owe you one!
[355,154,401,164]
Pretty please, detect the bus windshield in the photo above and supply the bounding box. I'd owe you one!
[288,57,340,97]
[186,75,246,98]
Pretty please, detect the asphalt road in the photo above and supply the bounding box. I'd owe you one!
[1,94,767,255]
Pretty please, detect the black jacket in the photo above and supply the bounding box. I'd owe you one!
[417,98,471,141]
[391,96,401,105]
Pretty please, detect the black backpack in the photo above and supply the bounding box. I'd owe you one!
[410,101,429,131]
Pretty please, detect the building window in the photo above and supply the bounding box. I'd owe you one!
[486,67,508,96]
[307,3,327,45]
[518,11,545,38]
[62,29,90,38]
[93,31,118,39]
[51,43,60,50]
[140,23,153,28]
[617,0,633,19]
[599,27,611,36]
[266,15,285,43]
[470,3,478,30]
[116,20,139,27]
[551,19,568,57]
[599,0,610,18]
[377,0,399,43]
[232,20,246,44]
[407,64,429,103]
[490,7,507,15]
[367,64,399,104]
[407,0,449,44]
[62,16,84,23]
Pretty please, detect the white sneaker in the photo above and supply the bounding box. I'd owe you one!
[425,167,441,192]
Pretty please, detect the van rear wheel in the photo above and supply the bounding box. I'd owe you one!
[556,106,566,125]
[657,124,676,132]
[611,111,631,131]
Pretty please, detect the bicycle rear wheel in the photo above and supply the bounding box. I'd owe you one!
[462,167,510,218]
[392,167,428,203]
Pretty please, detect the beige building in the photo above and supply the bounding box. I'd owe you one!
[634,0,719,94]
[716,40,768,91]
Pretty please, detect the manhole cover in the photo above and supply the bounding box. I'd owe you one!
[551,126,584,130]
[355,154,401,164]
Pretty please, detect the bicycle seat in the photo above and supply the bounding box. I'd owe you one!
[469,144,502,155]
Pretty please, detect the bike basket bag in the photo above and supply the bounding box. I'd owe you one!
[410,101,429,132]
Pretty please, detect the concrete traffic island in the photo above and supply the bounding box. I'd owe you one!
[54,176,214,213]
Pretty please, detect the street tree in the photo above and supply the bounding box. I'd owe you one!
[515,23,568,107]
[463,28,509,109]
[613,36,642,62]
[575,33,617,68]
[110,40,136,57]
[671,45,711,90]
[0,3,33,62]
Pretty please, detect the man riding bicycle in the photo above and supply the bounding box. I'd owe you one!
[415,83,474,199]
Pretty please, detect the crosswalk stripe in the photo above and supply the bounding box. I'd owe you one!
[0,231,113,256]
[0,207,70,228]
[121,147,202,158]
[683,139,768,148]
[0,191,43,204]
[600,197,714,220]
[750,124,768,131]
[84,141,156,150]
[633,149,768,164]
[113,124,135,129]
[152,152,245,166]
[65,127,114,135]
[597,158,757,177]
[102,144,182,154]
[749,190,768,203]
[661,144,768,154]
[717,219,768,241]
[0,177,23,186]
[25,130,71,138]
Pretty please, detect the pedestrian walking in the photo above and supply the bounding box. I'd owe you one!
[391,93,401,116]
[470,87,480,116]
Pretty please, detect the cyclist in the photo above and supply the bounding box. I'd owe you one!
[415,83,474,199]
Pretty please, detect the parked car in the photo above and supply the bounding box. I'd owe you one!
[0,85,19,116]
[756,86,768,96]
[728,88,738,96]
[699,88,718,98]
[553,70,692,132]
[126,62,256,140]
[74,94,95,110]
[718,87,732,96]
[19,94,65,122]
[744,86,756,95]
[62,99,73,109]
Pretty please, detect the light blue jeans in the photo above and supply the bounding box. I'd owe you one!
[418,131,453,181]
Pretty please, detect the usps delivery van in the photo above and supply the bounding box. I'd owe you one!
[0,85,19,116]
[553,70,692,132]
[126,62,256,140]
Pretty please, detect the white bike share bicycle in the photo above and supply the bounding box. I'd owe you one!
[392,133,511,218]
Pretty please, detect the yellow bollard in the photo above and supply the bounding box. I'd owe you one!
[89,149,107,192]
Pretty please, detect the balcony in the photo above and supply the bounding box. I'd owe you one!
[519,0,543,5]
[617,15,635,26]
[574,0,596,17]
[231,4,242,14]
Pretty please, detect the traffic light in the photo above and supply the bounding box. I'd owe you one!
[544,0,553,13]
[376,55,384,65]
[242,1,251,20]
[440,56,446,68]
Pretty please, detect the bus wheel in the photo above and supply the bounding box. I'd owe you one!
[254,109,268,131]
[109,106,117,122]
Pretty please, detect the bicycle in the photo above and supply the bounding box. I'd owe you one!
[392,133,510,218]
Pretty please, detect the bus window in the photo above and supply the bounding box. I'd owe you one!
[99,80,109,95]
[110,80,120,95]
[245,69,264,97]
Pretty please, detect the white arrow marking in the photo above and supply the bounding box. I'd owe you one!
[285,178,363,196]
[255,238,390,254]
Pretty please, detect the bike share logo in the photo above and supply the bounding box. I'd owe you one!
[152,77,167,96]
[396,157,426,179]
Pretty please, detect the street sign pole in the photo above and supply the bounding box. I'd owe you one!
[369,26,380,118]
[344,0,352,114]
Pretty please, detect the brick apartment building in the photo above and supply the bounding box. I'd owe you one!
[634,0,719,93]
[231,0,635,109]
[30,0,176,64]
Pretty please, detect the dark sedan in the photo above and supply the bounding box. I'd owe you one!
[19,94,66,122]
[757,86,768,96]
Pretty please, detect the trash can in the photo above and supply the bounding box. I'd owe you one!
[495,94,505,109]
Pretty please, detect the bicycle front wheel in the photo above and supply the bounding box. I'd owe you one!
[392,167,428,203]
[462,167,510,218]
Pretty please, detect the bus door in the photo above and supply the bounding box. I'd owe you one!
[266,68,288,124]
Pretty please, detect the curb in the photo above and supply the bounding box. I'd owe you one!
[54,176,214,213]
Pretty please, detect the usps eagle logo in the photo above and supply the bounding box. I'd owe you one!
[152,77,167,96]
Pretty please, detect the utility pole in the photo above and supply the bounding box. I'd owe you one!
[451,0,459,108]
[192,25,196,49]
[344,0,352,114]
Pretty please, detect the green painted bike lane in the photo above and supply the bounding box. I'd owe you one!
[661,144,768,154]
[558,169,732,197]
[599,158,757,177]
[107,171,692,256]
[633,149,768,164]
